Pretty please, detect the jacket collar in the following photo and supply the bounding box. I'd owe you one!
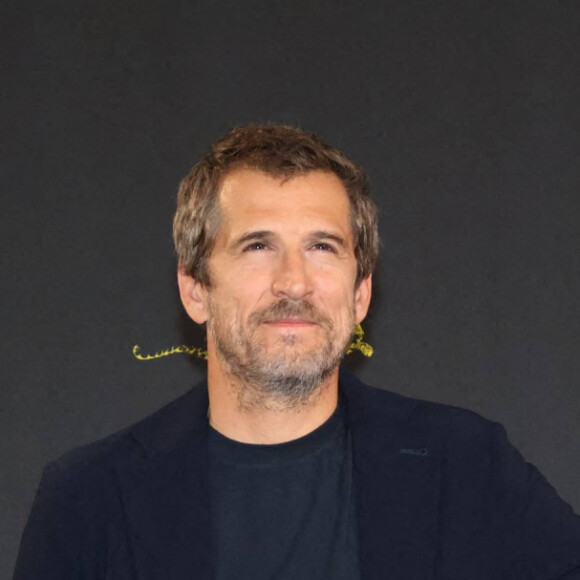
[117,372,441,580]
[116,383,212,580]
[342,370,442,580]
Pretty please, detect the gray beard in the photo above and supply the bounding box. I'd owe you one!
[207,298,354,410]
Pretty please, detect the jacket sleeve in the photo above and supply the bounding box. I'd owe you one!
[490,423,580,579]
[13,462,85,580]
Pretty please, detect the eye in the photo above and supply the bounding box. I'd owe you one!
[243,242,269,252]
[312,242,336,252]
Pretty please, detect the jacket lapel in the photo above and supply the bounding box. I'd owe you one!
[342,372,442,580]
[115,384,212,580]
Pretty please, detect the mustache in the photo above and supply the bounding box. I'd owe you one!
[249,299,333,329]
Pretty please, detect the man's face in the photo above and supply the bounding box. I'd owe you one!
[179,168,372,407]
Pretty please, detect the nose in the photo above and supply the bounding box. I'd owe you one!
[271,249,314,300]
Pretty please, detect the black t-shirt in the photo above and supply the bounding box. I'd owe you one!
[207,399,361,580]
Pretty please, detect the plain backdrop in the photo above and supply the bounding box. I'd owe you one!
[2,1,579,576]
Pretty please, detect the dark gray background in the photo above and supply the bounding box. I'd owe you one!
[2,1,579,576]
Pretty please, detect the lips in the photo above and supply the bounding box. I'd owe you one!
[263,318,317,326]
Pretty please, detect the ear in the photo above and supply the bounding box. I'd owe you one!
[177,267,209,324]
[354,274,372,325]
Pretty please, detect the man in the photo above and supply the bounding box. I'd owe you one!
[14,125,580,579]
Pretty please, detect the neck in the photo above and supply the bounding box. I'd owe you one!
[206,353,340,444]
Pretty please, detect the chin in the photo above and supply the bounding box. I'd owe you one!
[273,335,324,352]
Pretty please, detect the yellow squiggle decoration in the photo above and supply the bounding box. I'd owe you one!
[133,324,373,361]
[133,344,208,361]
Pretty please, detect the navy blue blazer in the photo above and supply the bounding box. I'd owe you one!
[14,371,580,579]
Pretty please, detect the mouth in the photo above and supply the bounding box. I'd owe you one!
[262,318,318,328]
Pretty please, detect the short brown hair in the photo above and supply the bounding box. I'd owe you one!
[173,124,378,286]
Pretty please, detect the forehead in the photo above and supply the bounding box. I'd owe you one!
[216,169,352,239]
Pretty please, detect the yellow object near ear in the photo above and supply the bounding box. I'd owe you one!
[132,324,373,361]
[345,324,374,357]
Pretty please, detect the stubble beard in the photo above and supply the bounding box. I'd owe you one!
[207,297,355,411]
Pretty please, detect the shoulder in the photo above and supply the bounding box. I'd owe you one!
[44,382,208,499]
[341,375,580,575]
[341,369,499,444]
[15,383,210,575]
[341,370,535,484]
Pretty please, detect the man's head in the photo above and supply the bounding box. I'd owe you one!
[173,124,378,288]
[174,125,379,408]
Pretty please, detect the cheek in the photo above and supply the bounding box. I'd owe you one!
[211,279,268,321]
[316,278,357,319]
[315,258,357,289]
